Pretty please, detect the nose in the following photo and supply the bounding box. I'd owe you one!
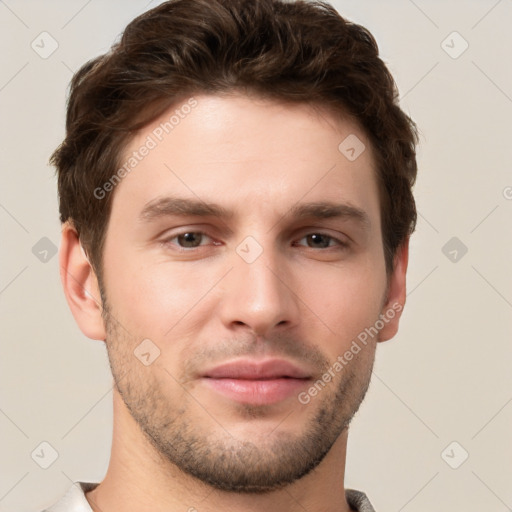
[218,245,301,338]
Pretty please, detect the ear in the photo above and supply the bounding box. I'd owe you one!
[59,222,106,341]
[378,238,409,343]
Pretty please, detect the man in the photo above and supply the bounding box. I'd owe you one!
[45,0,418,510]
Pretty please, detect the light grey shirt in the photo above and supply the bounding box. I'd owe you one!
[42,482,376,512]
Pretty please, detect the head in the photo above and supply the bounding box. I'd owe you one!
[54,0,417,494]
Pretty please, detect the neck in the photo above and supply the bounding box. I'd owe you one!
[86,390,353,512]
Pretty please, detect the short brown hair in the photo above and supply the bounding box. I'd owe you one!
[51,0,418,279]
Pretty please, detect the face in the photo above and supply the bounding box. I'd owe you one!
[99,94,392,492]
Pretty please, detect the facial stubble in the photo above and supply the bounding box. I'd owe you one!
[101,299,376,494]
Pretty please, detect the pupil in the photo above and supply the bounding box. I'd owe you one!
[309,234,329,248]
[179,233,200,247]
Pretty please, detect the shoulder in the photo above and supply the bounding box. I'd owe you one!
[345,488,377,512]
[40,482,99,512]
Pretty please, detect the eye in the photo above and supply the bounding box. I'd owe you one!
[296,233,347,249]
[164,231,215,249]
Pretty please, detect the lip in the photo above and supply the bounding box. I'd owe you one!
[201,359,312,405]
[203,359,312,380]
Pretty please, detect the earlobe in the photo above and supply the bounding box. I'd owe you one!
[59,222,106,341]
[378,238,409,343]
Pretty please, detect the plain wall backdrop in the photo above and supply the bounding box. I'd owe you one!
[1,1,511,511]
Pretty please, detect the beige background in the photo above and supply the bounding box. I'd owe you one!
[1,1,511,510]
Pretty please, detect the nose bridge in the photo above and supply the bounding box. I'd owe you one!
[239,245,282,299]
[219,235,299,335]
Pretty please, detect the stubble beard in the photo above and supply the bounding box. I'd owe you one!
[102,300,376,494]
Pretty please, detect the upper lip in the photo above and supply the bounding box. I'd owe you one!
[202,359,312,380]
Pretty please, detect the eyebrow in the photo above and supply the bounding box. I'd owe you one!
[139,197,233,222]
[138,196,371,230]
[287,201,370,229]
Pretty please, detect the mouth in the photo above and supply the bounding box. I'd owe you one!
[201,359,313,405]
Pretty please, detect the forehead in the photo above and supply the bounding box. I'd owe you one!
[110,93,380,225]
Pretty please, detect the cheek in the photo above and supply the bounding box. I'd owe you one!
[104,257,219,338]
[296,262,386,355]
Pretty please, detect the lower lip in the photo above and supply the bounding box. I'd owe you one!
[203,377,310,405]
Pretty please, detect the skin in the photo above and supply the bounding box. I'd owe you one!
[60,93,408,512]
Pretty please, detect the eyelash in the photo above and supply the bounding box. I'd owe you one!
[161,231,349,251]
